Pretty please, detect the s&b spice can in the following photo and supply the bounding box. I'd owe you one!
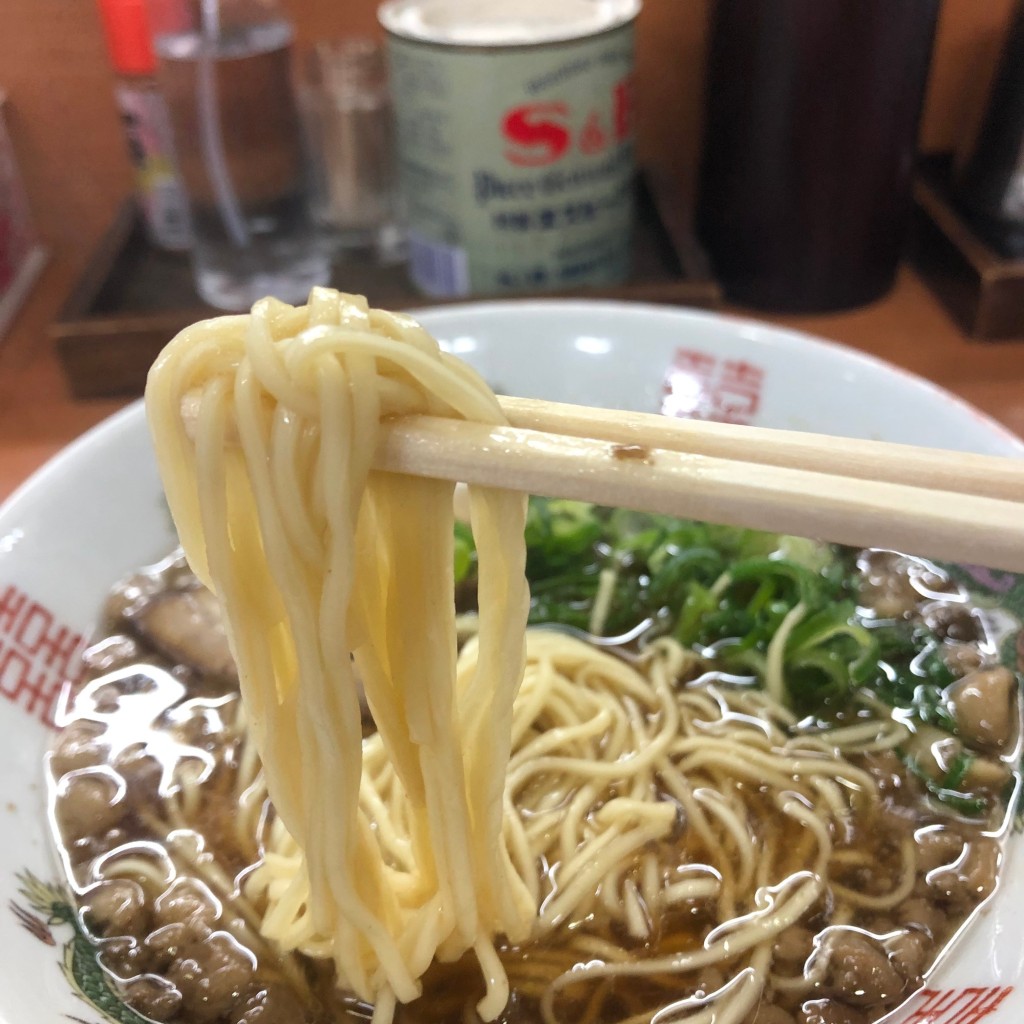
[379,0,640,297]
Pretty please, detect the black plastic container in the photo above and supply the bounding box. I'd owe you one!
[696,0,940,313]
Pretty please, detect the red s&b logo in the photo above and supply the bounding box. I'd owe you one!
[502,102,571,167]
[501,75,634,168]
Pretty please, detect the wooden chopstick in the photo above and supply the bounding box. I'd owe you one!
[498,396,1023,504]
[374,408,1024,574]
[179,391,1024,572]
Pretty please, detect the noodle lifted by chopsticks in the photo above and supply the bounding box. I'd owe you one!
[147,288,534,1019]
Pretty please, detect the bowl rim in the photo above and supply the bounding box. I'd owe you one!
[407,298,1024,454]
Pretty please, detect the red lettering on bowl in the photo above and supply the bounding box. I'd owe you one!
[662,348,766,426]
[904,986,1014,1024]
[0,585,82,729]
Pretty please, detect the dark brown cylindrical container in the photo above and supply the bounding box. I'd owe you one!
[696,0,940,313]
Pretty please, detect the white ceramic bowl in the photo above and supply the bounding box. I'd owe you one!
[1,301,1022,1024]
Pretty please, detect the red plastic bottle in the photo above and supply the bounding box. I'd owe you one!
[96,0,192,251]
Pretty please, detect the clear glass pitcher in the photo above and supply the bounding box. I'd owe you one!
[148,0,329,310]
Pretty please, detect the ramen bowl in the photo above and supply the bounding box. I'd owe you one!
[1,300,1022,1024]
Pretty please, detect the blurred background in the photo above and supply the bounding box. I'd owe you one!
[2,0,1014,290]
[4,0,1024,498]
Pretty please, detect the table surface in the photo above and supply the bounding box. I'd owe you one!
[2,260,1024,505]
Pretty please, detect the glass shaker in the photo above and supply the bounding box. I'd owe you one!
[148,0,329,310]
[298,39,403,260]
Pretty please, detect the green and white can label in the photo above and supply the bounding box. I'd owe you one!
[381,0,640,297]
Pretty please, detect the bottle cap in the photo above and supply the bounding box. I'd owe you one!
[96,0,157,76]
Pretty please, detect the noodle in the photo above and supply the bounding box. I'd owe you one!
[147,289,534,1016]
[144,289,921,1024]
[242,627,891,1023]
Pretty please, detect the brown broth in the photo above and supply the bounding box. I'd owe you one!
[47,550,1019,1024]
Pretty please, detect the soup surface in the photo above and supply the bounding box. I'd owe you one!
[49,502,1022,1024]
